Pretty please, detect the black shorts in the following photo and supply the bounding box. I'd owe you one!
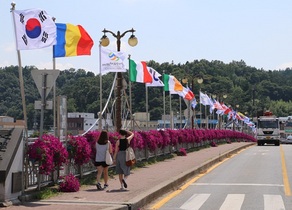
[94,161,109,167]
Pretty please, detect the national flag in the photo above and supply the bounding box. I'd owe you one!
[99,46,127,75]
[191,98,197,109]
[199,91,212,106]
[209,97,215,113]
[177,86,195,101]
[146,67,164,87]
[129,59,152,83]
[163,74,183,93]
[221,103,231,115]
[53,23,94,58]
[13,8,57,50]
[213,99,223,111]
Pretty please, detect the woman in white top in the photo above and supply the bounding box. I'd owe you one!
[95,130,112,190]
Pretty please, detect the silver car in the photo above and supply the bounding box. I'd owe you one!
[282,135,292,144]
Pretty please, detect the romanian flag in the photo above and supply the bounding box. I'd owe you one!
[53,23,94,58]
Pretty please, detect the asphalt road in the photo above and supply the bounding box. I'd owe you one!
[157,145,292,210]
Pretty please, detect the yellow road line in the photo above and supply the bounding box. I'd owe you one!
[150,148,247,209]
[280,145,292,196]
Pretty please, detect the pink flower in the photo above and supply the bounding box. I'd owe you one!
[67,135,92,165]
[59,174,80,192]
[28,134,68,175]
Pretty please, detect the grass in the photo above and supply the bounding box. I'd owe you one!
[34,187,61,200]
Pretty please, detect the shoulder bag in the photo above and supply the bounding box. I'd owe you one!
[125,146,136,166]
[105,142,113,165]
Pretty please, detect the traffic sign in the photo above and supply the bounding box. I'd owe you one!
[31,69,60,98]
[34,100,53,110]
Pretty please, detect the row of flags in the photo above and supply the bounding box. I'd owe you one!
[11,7,193,102]
[198,91,255,130]
[12,7,255,131]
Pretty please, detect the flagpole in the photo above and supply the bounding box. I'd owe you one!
[98,43,103,131]
[163,71,166,129]
[205,91,208,129]
[52,17,57,136]
[169,91,173,129]
[52,54,57,136]
[146,84,149,130]
[128,55,134,130]
[179,95,182,129]
[11,3,28,135]
[11,2,29,193]
[199,91,202,128]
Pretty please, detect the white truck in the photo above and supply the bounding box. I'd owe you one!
[256,111,280,146]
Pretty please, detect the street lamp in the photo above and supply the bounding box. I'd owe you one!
[232,104,239,131]
[100,28,138,132]
[197,78,203,128]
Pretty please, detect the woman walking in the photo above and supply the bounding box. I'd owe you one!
[95,130,113,190]
[113,129,134,190]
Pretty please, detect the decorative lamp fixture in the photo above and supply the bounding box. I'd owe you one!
[128,33,138,46]
[100,34,110,47]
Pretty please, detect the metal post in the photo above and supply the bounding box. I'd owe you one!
[199,90,202,128]
[40,73,47,138]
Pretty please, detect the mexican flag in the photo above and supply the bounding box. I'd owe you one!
[129,59,152,83]
[163,74,183,94]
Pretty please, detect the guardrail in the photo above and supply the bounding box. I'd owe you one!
[23,138,222,190]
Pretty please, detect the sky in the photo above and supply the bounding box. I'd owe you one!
[1,0,292,75]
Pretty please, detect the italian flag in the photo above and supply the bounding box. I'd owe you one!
[163,74,183,94]
[129,59,152,83]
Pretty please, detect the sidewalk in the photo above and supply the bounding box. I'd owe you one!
[7,142,255,210]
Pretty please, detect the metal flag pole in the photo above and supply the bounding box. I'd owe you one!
[99,43,103,131]
[128,55,134,130]
[146,84,149,130]
[11,1,30,195]
[163,71,166,129]
[52,17,57,136]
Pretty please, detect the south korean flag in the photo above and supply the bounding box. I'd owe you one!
[13,8,57,50]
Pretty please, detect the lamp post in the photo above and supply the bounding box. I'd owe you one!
[197,78,203,128]
[100,28,138,132]
[235,104,239,131]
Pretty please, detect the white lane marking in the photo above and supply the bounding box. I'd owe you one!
[192,183,284,187]
[264,194,285,210]
[180,193,210,210]
[219,194,245,210]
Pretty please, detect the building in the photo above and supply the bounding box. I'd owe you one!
[0,116,25,129]
[67,112,113,135]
